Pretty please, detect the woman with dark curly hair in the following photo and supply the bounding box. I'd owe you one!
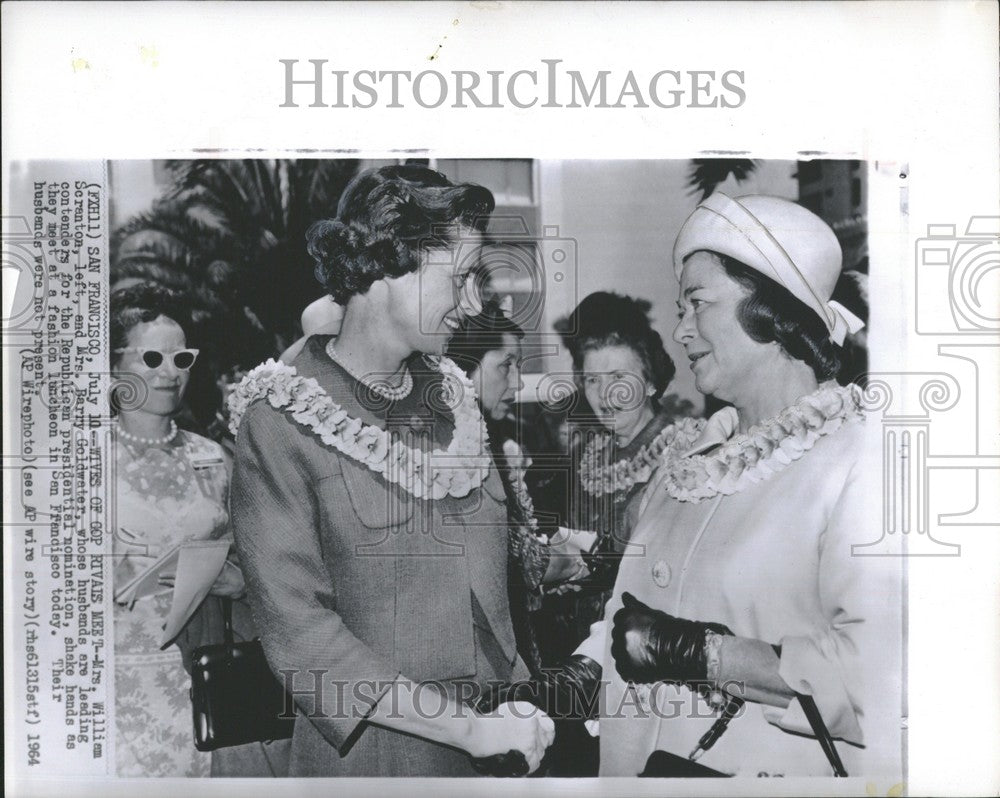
[110,285,262,776]
[228,165,554,777]
[565,194,899,778]
[445,300,592,678]
[548,292,680,653]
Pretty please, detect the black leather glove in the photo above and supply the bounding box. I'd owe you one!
[611,592,733,684]
[475,655,603,721]
[538,654,603,720]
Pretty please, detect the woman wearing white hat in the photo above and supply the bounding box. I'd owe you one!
[568,193,901,778]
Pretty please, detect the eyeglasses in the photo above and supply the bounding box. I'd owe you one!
[113,348,200,370]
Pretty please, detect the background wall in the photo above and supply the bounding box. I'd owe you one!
[109,160,162,228]
[536,159,798,414]
[108,158,804,417]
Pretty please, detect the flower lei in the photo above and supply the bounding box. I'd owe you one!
[227,356,490,501]
[663,382,863,503]
[507,469,540,533]
[499,439,541,534]
[579,418,704,497]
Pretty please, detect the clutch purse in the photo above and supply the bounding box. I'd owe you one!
[638,692,847,778]
[640,749,730,777]
[189,598,296,751]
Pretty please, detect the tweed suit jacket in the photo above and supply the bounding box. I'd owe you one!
[230,336,526,776]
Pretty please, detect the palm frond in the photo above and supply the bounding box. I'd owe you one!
[111,198,237,270]
[143,159,359,354]
[686,159,761,202]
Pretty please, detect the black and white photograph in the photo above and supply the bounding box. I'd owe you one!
[3,3,998,797]
[2,153,903,783]
[98,156,894,780]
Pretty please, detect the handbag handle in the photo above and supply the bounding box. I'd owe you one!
[773,644,848,776]
[222,596,235,648]
[796,692,848,777]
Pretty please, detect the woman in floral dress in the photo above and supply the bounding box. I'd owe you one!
[111,285,246,776]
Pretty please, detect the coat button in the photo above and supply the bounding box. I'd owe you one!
[651,560,672,588]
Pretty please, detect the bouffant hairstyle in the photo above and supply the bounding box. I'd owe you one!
[110,284,194,369]
[704,251,842,381]
[555,291,676,402]
[306,164,495,304]
[445,299,525,378]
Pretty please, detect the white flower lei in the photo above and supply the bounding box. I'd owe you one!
[499,439,541,534]
[579,418,703,497]
[664,382,863,503]
[507,469,540,533]
[227,355,490,501]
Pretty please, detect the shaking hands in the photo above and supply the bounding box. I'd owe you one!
[467,701,555,776]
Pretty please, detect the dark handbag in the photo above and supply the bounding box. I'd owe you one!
[638,692,847,778]
[641,749,730,777]
[189,598,296,751]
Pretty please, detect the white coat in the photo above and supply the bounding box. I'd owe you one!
[579,391,903,778]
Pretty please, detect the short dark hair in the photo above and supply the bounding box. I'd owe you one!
[306,164,495,304]
[110,284,194,368]
[703,251,842,381]
[446,299,525,377]
[556,291,675,402]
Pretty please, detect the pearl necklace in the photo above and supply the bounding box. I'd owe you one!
[326,339,413,401]
[117,419,179,447]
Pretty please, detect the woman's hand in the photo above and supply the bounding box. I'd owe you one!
[611,591,732,684]
[465,701,555,775]
[155,555,244,599]
[542,527,596,588]
[208,560,245,599]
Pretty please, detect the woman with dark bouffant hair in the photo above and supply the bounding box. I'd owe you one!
[549,291,680,652]
[228,165,554,777]
[445,300,592,678]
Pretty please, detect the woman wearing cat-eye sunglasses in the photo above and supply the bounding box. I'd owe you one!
[113,346,200,371]
[109,284,270,778]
